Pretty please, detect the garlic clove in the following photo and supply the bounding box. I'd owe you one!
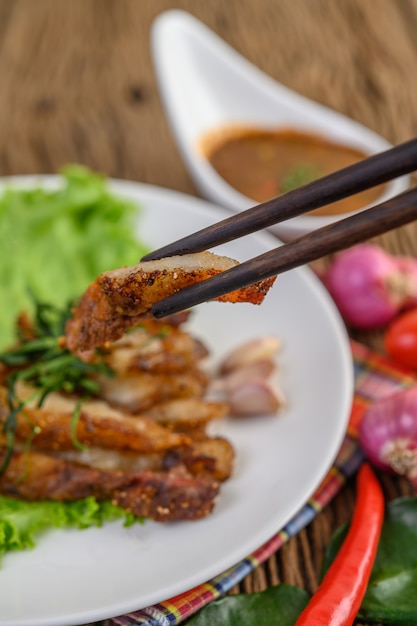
[220,336,281,374]
[221,359,276,393]
[227,379,285,417]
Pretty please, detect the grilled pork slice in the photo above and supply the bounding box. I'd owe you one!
[103,321,209,375]
[65,251,276,354]
[164,437,235,482]
[146,398,229,433]
[0,383,190,453]
[56,435,235,482]
[56,446,165,472]
[95,368,209,414]
[0,448,219,521]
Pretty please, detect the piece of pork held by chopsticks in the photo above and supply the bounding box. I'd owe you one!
[65,251,276,354]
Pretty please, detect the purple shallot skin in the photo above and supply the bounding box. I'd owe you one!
[359,386,417,484]
[324,244,417,330]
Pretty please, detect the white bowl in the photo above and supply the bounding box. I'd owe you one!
[151,9,409,240]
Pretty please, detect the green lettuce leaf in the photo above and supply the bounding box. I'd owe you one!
[0,495,142,562]
[0,165,149,348]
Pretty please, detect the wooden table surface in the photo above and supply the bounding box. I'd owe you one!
[1,1,417,625]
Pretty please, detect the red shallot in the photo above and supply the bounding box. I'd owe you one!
[359,386,417,488]
[323,244,417,329]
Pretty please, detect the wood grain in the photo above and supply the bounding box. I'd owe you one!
[0,1,416,625]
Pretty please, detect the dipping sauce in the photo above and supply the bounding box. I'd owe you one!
[202,127,386,216]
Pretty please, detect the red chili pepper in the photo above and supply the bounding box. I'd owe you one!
[294,463,384,626]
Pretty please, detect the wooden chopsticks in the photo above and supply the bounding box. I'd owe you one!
[142,138,417,318]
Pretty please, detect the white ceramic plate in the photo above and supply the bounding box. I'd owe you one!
[0,178,353,626]
[151,10,410,240]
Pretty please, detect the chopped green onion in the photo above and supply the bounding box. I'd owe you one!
[70,400,87,451]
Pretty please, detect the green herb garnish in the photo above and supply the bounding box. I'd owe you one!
[0,296,113,474]
[280,162,321,193]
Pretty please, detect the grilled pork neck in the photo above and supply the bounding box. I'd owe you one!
[65,251,275,354]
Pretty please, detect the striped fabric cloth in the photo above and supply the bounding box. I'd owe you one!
[113,340,416,626]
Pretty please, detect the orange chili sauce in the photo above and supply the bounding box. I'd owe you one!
[201,127,386,216]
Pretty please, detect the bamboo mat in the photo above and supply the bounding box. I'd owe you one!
[0,1,416,625]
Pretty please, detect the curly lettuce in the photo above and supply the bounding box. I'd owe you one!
[0,165,149,349]
[0,495,142,561]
